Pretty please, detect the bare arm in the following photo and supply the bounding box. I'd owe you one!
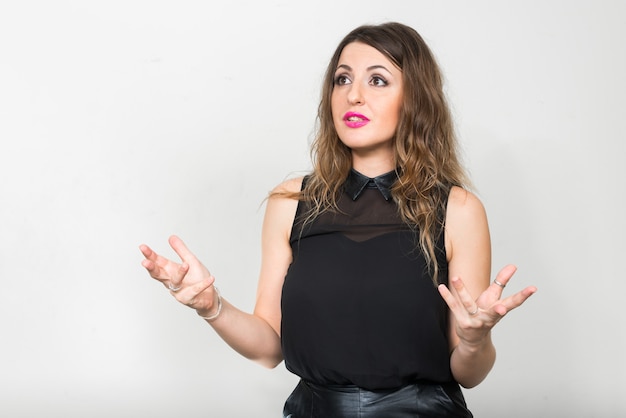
[439,187,536,388]
[139,177,301,369]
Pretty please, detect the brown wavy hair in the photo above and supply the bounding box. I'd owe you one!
[281,22,468,283]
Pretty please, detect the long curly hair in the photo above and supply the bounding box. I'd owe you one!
[282,22,469,283]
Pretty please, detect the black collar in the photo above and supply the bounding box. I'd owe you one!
[343,168,398,201]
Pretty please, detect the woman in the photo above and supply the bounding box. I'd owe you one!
[140,22,536,417]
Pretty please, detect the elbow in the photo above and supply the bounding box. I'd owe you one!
[256,355,284,369]
[452,364,492,389]
[457,379,482,389]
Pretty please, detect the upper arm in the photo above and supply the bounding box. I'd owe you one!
[444,187,492,345]
[253,177,302,336]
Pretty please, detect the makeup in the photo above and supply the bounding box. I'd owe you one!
[343,112,370,128]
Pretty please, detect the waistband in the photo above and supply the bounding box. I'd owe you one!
[283,379,473,418]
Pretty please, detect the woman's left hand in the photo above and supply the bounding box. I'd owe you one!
[438,264,537,347]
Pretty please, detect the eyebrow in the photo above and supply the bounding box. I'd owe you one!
[335,64,393,74]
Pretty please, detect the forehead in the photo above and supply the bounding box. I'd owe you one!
[337,42,399,71]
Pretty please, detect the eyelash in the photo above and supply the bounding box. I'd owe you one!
[333,74,389,87]
[370,76,388,87]
[334,75,349,85]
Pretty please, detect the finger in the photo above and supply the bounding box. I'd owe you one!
[141,258,156,274]
[492,264,517,289]
[139,244,168,273]
[139,244,157,262]
[174,277,214,306]
[438,283,470,317]
[449,277,479,312]
[499,285,537,313]
[491,303,508,317]
[168,235,196,263]
[438,284,458,310]
[139,244,176,282]
[140,254,162,278]
[169,262,190,289]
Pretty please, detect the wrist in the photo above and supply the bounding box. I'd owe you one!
[456,333,493,355]
[197,286,223,322]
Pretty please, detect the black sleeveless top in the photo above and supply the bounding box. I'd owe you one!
[281,169,453,390]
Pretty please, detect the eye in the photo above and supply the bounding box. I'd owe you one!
[334,74,351,86]
[370,76,388,87]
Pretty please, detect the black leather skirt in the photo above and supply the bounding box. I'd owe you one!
[283,379,473,418]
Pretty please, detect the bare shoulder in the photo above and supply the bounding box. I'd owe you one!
[264,176,304,240]
[447,186,487,222]
[255,176,304,335]
[270,176,304,196]
[445,186,490,261]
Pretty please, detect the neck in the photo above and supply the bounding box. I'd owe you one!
[351,153,395,178]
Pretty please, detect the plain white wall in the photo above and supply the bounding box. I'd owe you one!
[1,1,624,417]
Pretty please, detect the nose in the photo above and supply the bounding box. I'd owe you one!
[347,84,364,105]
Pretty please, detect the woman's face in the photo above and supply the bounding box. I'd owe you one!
[331,42,403,159]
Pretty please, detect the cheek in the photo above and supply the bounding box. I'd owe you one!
[330,93,340,112]
[391,101,403,125]
[330,98,343,124]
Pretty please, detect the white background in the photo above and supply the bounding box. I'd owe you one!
[1,1,625,417]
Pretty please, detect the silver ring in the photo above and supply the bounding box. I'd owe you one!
[493,279,506,288]
[168,283,181,292]
[468,306,479,315]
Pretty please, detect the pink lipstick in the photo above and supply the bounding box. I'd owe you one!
[343,112,370,128]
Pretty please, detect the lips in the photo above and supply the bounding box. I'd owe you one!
[343,112,370,128]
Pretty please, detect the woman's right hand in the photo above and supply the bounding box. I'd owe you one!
[139,235,219,317]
